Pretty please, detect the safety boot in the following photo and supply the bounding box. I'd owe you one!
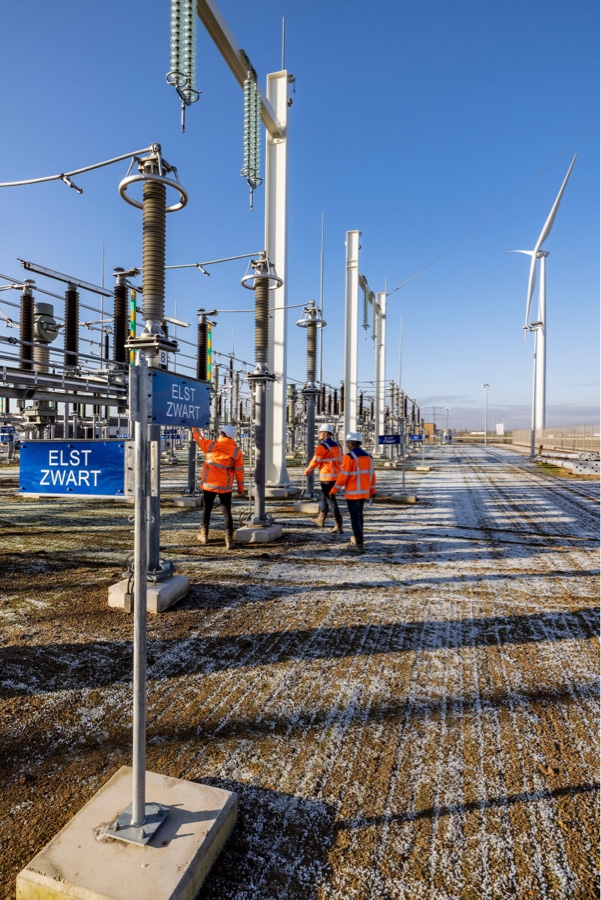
[330,520,343,534]
[312,510,327,527]
[198,524,208,544]
[349,536,364,552]
[224,528,234,550]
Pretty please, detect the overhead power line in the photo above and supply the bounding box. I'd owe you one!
[386,125,599,299]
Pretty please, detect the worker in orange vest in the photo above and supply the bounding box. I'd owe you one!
[304,423,344,533]
[191,424,244,549]
[330,431,376,552]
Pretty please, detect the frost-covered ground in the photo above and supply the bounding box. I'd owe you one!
[0,444,598,898]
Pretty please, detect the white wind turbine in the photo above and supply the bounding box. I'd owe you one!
[510,154,577,434]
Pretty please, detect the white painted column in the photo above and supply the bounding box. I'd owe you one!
[343,231,360,437]
[374,291,386,455]
[264,70,290,485]
[536,253,547,431]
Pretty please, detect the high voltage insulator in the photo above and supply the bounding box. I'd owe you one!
[241,75,263,209]
[362,284,370,331]
[167,0,200,132]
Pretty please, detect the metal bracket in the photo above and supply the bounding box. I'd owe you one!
[105,802,168,846]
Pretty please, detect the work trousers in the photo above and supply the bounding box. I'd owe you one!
[202,489,233,531]
[319,480,342,524]
[345,498,366,544]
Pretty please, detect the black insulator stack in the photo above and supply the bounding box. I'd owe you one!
[113,284,128,363]
[370,399,374,419]
[333,389,338,415]
[197,321,208,380]
[64,287,79,368]
[19,290,34,370]
[320,385,326,413]
[327,392,332,415]
[340,383,345,411]
[359,392,364,417]
[255,279,269,364]
[403,396,408,418]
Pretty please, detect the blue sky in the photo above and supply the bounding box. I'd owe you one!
[0,0,598,430]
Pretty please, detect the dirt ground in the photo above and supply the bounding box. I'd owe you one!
[0,444,598,899]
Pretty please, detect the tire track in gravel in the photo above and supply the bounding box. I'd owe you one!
[209,593,395,898]
[484,620,576,896]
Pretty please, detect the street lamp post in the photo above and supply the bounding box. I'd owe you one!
[482,384,489,447]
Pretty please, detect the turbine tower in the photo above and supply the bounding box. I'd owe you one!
[510,154,576,432]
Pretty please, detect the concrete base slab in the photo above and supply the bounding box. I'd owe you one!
[389,493,418,504]
[108,575,190,614]
[265,487,289,499]
[16,765,237,900]
[172,496,203,508]
[415,466,430,473]
[234,523,283,543]
[293,500,320,515]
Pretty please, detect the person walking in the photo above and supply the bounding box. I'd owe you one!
[191,424,244,549]
[304,423,344,533]
[330,431,376,552]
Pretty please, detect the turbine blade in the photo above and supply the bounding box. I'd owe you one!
[534,154,577,251]
[524,252,537,326]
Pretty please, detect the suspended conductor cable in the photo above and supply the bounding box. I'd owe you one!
[0,147,153,191]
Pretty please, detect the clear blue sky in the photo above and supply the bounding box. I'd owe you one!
[0,0,598,430]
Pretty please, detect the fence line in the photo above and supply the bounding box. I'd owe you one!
[511,424,600,455]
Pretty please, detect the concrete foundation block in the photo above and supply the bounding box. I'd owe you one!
[415,466,430,473]
[293,500,320,515]
[234,523,283,543]
[264,487,289,499]
[16,765,237,900]
[108,575,190,614]
[173,496,203,508]
[389,493,418,504]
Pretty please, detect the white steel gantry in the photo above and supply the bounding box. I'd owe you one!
[374,290,386,455]
[343,230,360,437]
[196,0,291,486]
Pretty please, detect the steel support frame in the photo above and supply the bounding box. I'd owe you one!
[374,291,386,456]
[264,70,290,486]
[343,231,360,437]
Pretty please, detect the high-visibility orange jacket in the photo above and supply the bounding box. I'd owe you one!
[304,438,342,481]
[330,447,376,500]
[191,431,244,494]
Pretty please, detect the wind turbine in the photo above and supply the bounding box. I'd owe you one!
[510,154,576,433]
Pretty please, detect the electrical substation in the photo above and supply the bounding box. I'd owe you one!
[1,1,598,899]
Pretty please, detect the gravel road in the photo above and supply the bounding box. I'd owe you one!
[0,444,598,898]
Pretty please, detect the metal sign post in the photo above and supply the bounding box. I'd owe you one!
[107,351,167,844]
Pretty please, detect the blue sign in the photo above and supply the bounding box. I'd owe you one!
[409,434,423,442]
[378,434,401,445]
[19,441,125,498]
[149,372,210,428]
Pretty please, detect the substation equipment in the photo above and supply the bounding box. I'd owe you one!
[296,300,325,500]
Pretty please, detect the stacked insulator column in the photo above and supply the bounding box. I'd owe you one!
[19,282,34,370]
[64,285,79,369]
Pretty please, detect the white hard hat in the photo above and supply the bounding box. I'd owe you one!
[346,431,362,442]
[221,424,237,440]
[319,423,334,433]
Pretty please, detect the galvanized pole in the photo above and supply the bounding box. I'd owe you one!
[132,351,149,826]
[242,254,281,523]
